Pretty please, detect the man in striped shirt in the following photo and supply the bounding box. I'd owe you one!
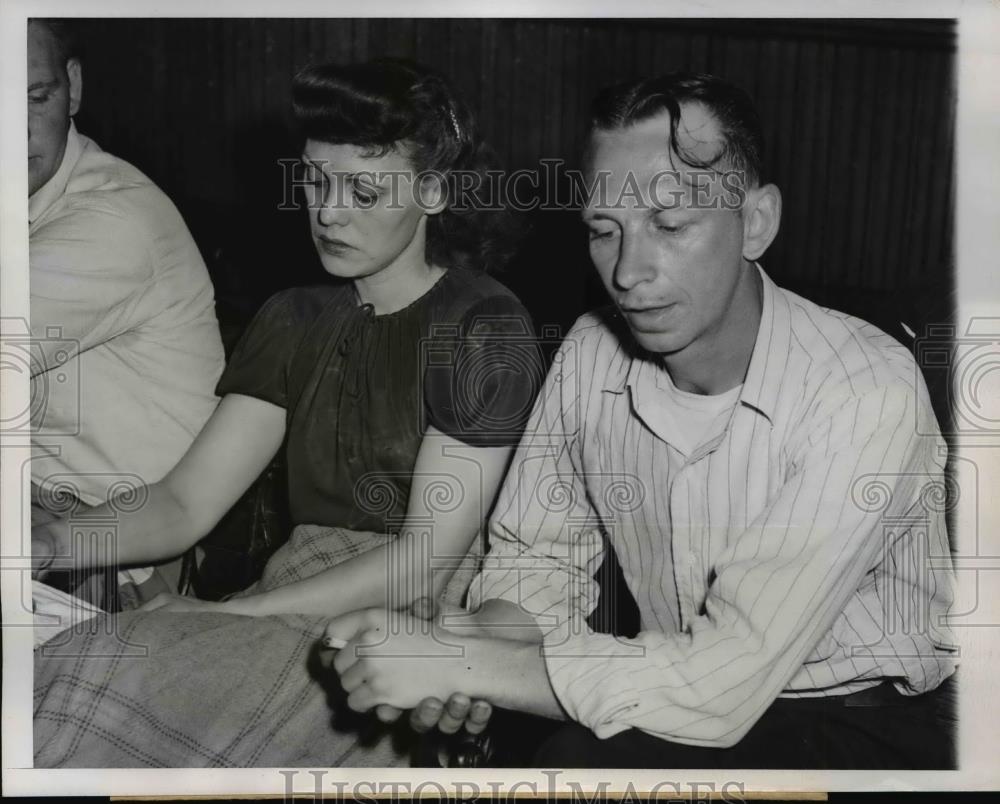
[328,73,958,769]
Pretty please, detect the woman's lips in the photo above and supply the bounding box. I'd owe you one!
[317,236,354,255]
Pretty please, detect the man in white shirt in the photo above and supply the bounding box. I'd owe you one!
[28,19,224,520]
[327,73,957,768]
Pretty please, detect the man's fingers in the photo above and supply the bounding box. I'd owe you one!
[465,699,493,735]
[437,692,471,735]
[323,610,368,649]
[316,646,337,671]
[375,704,403,723]
[332,640,363,677]
[346,686,375,713]
[409,697,444,734]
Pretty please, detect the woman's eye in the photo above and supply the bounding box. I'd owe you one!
[28,93,50,104]
[352,184,379,206]
[588,228,616,241]
[296,165,325,190]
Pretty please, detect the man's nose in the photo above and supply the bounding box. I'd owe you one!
[613,231,658,291]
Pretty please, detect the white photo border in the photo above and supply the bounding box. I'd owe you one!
[2,0,998,796]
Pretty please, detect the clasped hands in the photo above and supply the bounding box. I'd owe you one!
[320,597,493,737]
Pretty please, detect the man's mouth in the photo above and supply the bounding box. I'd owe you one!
[621,302,676,315]
[620,303,678,329]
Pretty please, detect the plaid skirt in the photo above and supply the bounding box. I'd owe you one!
[33,525,460,768]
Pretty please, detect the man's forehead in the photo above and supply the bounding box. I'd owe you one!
[27,23,62,78]
[590,104,724,175]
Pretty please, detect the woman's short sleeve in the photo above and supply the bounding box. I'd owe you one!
[215,289,316,408]
[424,294,544,447]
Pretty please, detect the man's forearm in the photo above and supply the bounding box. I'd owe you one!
[460,636,566,720]
[448,598,546,643]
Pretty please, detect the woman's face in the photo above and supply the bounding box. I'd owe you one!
[300,139,437,280]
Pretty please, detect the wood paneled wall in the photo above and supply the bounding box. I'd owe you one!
[66,18,955,315]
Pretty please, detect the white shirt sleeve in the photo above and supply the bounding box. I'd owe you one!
[30,195,154,371]
[541,384,940,746]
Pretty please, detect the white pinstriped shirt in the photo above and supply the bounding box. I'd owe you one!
[468,267,957,748]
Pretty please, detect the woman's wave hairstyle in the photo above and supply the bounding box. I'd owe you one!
[293,58,520,274]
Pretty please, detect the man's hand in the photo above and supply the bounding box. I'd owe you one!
[31,526,58,580]
[332,610,477,710]
[410,693,493,735]
[322,597,494,735]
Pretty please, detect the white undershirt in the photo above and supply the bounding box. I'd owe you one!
[632,361,743,456]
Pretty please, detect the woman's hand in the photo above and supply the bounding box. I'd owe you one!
[139,592,235,614]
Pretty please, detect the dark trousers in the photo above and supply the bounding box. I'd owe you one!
[533,677,957,769]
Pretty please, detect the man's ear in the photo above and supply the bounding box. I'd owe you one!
[67,57,82,117]
[741,183,781,262]
[417,172,448,216]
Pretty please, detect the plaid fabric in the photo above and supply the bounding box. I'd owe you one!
[241,524,394,597]
[34,525,428,768]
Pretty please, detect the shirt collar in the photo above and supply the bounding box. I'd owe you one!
[738,265,790,424]
[605,264,791,426]
[28,119,85,224]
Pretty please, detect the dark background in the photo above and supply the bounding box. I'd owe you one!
[50,14,961,666]
[67,17,956,416]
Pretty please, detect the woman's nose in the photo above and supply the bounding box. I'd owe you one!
[317,191,349,228]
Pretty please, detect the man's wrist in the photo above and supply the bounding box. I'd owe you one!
[459,598,545,642]
[459,637,564,720]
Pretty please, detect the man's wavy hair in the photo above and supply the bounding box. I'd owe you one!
[588,72,765,189]
[292,58,520,274]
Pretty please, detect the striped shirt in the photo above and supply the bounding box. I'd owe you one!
[468,267,957,748]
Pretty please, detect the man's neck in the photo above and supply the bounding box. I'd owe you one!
[660,264,763,395]
[28,120,83,225]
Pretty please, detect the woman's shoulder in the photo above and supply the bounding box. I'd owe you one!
[442,267,519,301]
[437,268,531,323]
[253,283,354,331]
[266,283,352,315]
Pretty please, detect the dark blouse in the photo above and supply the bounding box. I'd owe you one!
[216,268,542,533]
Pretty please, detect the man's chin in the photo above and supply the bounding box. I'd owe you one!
[627,328,690,356]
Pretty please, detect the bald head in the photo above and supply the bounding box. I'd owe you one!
[28,20,82,196]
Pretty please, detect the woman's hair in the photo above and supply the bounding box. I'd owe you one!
[292,59,520,274]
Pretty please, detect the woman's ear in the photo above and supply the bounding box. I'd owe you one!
[741,183,781,262]
[417,172,448,217]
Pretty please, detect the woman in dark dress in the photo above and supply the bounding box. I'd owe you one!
[32,60,539,767]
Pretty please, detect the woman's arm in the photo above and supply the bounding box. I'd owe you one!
[33,394,286,574]
[225,426,513,617]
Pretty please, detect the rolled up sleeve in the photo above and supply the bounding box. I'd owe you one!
[467,336,605,637]
[540,384,943,746]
